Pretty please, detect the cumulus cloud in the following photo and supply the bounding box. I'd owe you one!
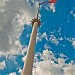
[33,49,75,75]
[0,60,6,70]
[0,0,38,55]
[63,61,75,75]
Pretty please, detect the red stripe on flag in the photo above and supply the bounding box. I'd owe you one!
[39,0,57,5]
[48,0,57,3]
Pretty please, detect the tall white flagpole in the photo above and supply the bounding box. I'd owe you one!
[22,18,40,75]
[22,0,57,74]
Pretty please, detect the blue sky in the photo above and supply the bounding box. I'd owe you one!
[0,0,75,75]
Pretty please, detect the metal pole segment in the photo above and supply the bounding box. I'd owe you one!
[37,4,40,19]
[22,22,38,75]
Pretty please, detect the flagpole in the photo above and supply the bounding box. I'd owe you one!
[22,0,57,75]
[22,21,40,75]
[22,3,40,75]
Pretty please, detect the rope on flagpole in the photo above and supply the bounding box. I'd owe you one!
[37,4,40,19]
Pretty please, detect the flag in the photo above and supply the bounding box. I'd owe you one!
[48,0,57,3]
[39,0,57,5]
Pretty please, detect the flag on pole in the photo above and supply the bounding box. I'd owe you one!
[48,0,57,3]
[39,0,57,5]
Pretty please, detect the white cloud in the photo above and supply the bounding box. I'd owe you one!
[49,3,56,13]
[0,0,38,55]
[22,55,27,63]
[63,61,75,75]
[65,37,75,49]
[18,68,22,75]
[42,32,48,40]
[7,72,16,75]
[44,44,51,50]
[49,34,59,45]
[60,53,67,58]
[36,33,42,42]
[0,60,6,70]
[21,46,28,55]
[36,32,64,46]
[58,58,65,67]
[33,50,75,75]
[41,49,55,61]
[0,0,8,12]
[59,37,63,41]
[36,32,48,43]
[70,7,75,17]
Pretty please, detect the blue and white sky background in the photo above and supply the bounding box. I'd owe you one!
[0,0,75,75]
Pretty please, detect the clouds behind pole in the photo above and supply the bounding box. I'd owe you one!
[0,0,38,55]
